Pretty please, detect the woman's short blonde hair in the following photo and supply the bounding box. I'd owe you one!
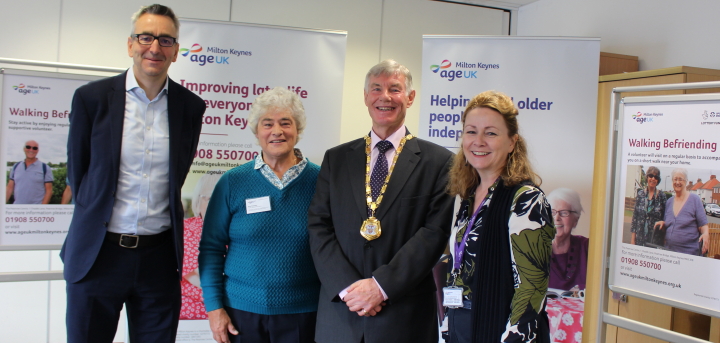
[447,90,540,199]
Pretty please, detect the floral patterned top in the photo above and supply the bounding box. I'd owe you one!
[181,216,207,320]
[630,187,667,247]
[449,181,555,342]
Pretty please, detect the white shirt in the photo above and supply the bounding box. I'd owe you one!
[107,68,171,235]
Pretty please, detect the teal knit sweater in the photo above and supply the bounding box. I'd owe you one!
[199,160,321,315]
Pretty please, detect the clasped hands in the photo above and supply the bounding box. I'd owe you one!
[343,278,386,317]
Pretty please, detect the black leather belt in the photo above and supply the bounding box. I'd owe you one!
[106,230,170,249]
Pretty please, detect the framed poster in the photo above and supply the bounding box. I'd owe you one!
[609,93,720,317]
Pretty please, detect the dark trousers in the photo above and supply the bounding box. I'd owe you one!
[225,307,317,343]
[446,307,472,343]
[66,235,180,343]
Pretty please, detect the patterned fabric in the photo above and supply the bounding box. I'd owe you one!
[450,181,554,342]
[180,216,207,319]
[370,140,393,201]
[547,298,584,343]
[254,148,307,189]
[630,188,667,247]
[199,161,321,315]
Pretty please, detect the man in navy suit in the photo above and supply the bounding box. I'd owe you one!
[61,4,205,342]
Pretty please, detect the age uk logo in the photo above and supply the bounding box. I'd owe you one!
[179,44,203,56]
[12,84,37,95]
[179,43,230,66]
[430,60,451,73]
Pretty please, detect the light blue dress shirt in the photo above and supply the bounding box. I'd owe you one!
[107,68,171,235]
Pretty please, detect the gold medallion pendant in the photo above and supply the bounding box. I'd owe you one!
[360,134,414,241]
[360,217,382,241]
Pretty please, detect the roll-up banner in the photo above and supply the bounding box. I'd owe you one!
[1,69,100,245]
[610,95,720,316]
[421,36,599,341]
[173,20,346,340]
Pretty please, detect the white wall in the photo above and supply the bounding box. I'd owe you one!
[0,0,505,341]
[517,0,720,71]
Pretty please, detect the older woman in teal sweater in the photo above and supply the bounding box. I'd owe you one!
[199,87,320,343]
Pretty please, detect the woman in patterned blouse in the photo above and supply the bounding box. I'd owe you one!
[630,166,667,248]
[445,91,555,343]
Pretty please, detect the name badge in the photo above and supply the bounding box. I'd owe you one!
[246,196,271,214]
[442,287,463,308]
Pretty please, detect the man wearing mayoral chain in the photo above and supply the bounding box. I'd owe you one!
[307,59,454,343]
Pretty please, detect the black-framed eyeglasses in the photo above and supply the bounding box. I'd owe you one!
[647,173,660,181]
[25,145,38,150]
[551,209,577,217]
[132,34,177,47]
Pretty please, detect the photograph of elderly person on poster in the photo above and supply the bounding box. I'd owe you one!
[656,168,710,256]
[181,170,223,320]
[630,166,667,248]
[547,188,589,292]
[6,140,54,204]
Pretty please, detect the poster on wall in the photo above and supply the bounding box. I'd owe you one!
[420,36,599,342]
[609,96,720,316]
[173,19,347,341]
[1,70,100,246]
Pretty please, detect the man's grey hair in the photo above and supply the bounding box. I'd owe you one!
[547,187,584,215]
[248,87,307,138]
[364,59,413,95]
[130,4,180,37]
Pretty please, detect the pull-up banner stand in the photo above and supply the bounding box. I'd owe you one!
[601,81,720,343]
[172,19,347,341]
[421,36,600,342]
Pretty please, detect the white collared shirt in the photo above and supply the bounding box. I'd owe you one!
[107,68,171,235]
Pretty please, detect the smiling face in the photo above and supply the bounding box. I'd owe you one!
[647,173,659,189]
[24,140,39,160]
[364,73,415,136]
[127,13,179,84]
[255,108,298,162]
[461,107,517,180]
[551,199,578,242]
[672,173,687,195]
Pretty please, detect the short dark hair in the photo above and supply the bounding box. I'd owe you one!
[130,4,180,37]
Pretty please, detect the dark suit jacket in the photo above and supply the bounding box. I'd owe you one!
[307,135,454,343]
[61,71,205,284]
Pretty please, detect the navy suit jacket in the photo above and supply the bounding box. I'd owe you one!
[61,71,205,284]
[307,136,454,343]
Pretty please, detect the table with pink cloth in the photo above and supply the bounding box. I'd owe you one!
[547,297,584,343]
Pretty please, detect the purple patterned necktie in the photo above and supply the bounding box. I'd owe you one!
[371,140,394,206]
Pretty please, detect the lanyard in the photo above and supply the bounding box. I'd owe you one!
[453,195,489,272]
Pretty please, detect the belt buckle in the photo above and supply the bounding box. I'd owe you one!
[119,234,140,248]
